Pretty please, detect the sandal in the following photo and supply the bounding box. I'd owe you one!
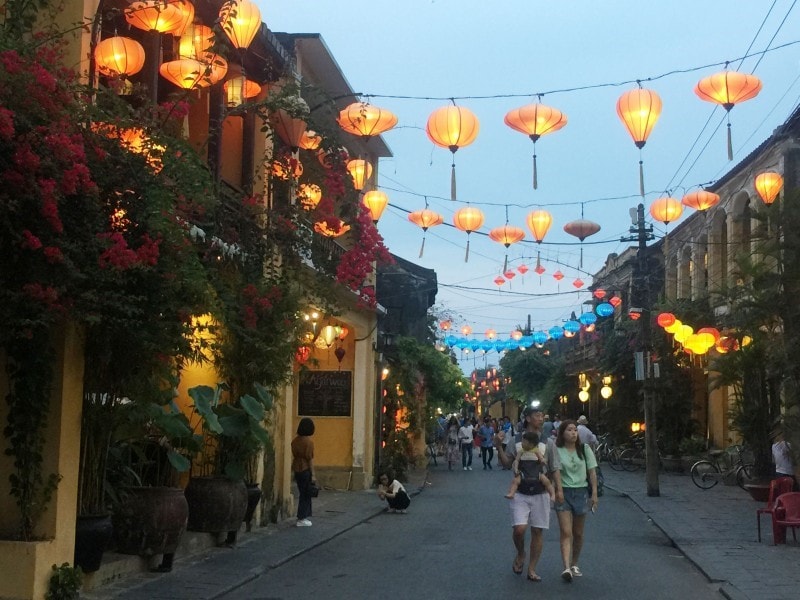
[512,556,524,575]
[527,573,542,582]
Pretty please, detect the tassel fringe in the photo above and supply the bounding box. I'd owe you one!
[419,235,426,258]
[727,123,733,161]
[533,154,538,190]
[464,238,470,262]
[639,160,645,198]
[450,163,456,201]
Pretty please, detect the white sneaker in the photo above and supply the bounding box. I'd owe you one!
[463,467,468,470]
[467,466,473,470]
[571,566,582,577]
[296,519,312,527]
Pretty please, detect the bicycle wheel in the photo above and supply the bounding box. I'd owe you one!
[608,447,625,471]
[735,463,755,489]
[690,460,720,489]
[620,448,641,471]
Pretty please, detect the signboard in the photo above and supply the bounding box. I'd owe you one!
[298,370,352,417]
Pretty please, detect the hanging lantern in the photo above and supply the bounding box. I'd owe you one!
[203,54,228,86]
[219,0,262,50]
[657,312,676,328]
[608,296,622,308]
[271,155,303,180]
[297,184,322,210]
[511,330,523,341]
[616,87,662,197]
[572,278,584,289]
[754,172,783,205]
[494,276,506,287]
[94,36,146,81]
[453,206,485,262]
[595,302,614,317]
[518,264,529,275]
[178,23,214,59]
[314,220,350,238]
[461,325,472,336]
[159,58,209,90]
[270,105,309,151]
[171,0,195,36]
[504,103,567,189]
[440,320,452,331]
[649,197,683,225]
[299,130,323,151]
[553,270,564,281]
[526,210,553,243]
[346,159,372,191]
[697,327,721,343]
[664,319,683,334]
[563,216,600,267]
[534,254,546,275]
[682,190,720,211]
[488,224,525,271]
[334,346,346,365]
[319,325,338,348]
[337,102,398,138]
[362,190,389,223]
[593,289,606,300]
[408,208,444,258]
[628,308,642,320]
[295,346,311,365]
[503,270,516,280]
[426,104,480,200]
[124,1,183,33]
[579,312,597,326]
[695,71,762,160]
[485,329,497,340]
[223,76,261,107]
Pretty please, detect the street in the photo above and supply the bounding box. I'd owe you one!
[222,465,719,600]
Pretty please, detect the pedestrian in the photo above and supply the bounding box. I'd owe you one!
[542,414,555,440]
[576,415,598,449]
[459,418,475,470]
[772,429,798,490]
[445,415,461,470]
[505,431,555,501]
[553,419,599,582]
[377,471,411,513]
[291,417,317,527]
[495,406,561,582]
[479,416,495,470]
[552,414,562,434]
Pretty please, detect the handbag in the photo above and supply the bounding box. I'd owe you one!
[308,482,320,498]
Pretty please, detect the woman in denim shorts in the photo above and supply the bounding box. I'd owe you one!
[553,419,599,583]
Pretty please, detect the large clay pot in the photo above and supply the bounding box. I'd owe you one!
[113,487,188,556]
[185,477,248,533]
[244,483,262,530]
[74,514,113,573]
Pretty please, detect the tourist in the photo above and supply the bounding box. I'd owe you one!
[291,417,316,527]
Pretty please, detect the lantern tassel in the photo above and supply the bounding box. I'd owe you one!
[726,121,733,161]
[639,159,645,198]
[533,153,538,190]
[464,237,470,262]
[580,247,584,268]
[419,235,426,258]
[451,162,457,201]
[503,254,508,272]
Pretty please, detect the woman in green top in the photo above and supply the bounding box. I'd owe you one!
[554,419,599,583]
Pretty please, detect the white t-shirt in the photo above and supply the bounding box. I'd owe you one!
[458,424,474,444]
[577,424,598,446]
[773,440,794,476]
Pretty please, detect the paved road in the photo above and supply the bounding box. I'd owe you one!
[222,466,718,600]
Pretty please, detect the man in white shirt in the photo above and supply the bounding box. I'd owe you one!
[577,415,598,449]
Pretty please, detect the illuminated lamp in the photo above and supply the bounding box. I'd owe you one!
[94,36,145,83]
[518,264,529,275]
[299,130,323,151]
[697,327,721,343]
[694,332,716,350]
[664,319,683,334]
[674,324,694,344]
[426,104,479,200]
[494,276,506,287]
[715,336,739,353]
[572,278,584,289]
[553,270,564,281]
[453,206,485,262]
[649,197,683,225]
[489,224,525,271]
[616,87,662,196]
[631,422,641,433]
[609,296,622,308]
[337,102,398,138]
[313,220,350,238]
[504,102,567,188]
[362,190,389,223]
[223,76,261,107]
[657,312,676,328]
[742,335,753,347]
[271,106,309,151]
[578,390,589,403]
[754,172,783,206]
[511,330,523,341]
[201,54,228,87]
[346,159,372,191]
[178,23,214,59]
[318,325,338,348]
[159,58,208,89]
[485,329,496,340]
[534,262,546,275]
[408,208,444,258]
[124,1,183,33]
[526,210,552,243]
[593,289,607,300]
[219,0,262,50]
[600,385,613,399]
[295,346,311,365]
[440,320,452,331]
[695,71,762,160]
[682,190,720,211]
[271,156,303,180]
[628,307,642,320]
[297,184,322,210]
[460,325,472,336]
[595,302,614,318]
[504,270,516,280]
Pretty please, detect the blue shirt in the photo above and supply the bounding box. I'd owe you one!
[479,425,494,448]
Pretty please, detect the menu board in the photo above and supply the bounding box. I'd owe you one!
[298,370,352,417]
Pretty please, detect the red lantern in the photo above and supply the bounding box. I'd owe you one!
[494,276,506,287]
[657,312,676,328]
[572,278,584,289]
[593,289,607,300]
[295,346,311,365]
[609,296,622,308]
[517,264,529,275]
[553,270,564,281]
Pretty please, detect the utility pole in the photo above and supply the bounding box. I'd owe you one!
[622,204,660,496]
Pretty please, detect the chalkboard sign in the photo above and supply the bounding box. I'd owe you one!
[298,370,352,417]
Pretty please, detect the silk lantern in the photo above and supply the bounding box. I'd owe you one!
[453,206,485,262]
[426,104,479,200]
[124,1,183,33]
[563,215,600,267]
[219,0,262,50]
[616,87,662,196]
[754,172,783,205]
[649,197,683,225]
[94,36,145,88]
[682,190,720,212]
[346,159,372,191]
[488,224,525,271]
[270,107,308,151]
[223,76,261,107]
[337,102,397,138]
[504,102,567,189]
[695,71,762,160]
[526,210,553,243]
[408,208,444,258]
[362,190,389,223]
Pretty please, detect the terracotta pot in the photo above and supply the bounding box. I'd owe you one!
[113,487,188,556]
[185,477,248,534]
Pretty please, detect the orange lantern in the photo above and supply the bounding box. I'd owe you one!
[609,296,622,308]
[314,220,350,238]
[504,103,567,189]
[346,159,372,191]
[511,330,523,341]
[299,130,323,151]
[124,1,183,33]
[682,190,720,212]
[297,184,322,210]
[504,270,516,280]
[649,197,683,225]
[526,210,552,243]
[453,206,485,262]
[270,106,308,151]
[362,190,389,223]
[461,325,472,336]
[754,172,783,205]
[563,216,600,267]
[695,71,762,160]
[94,36,145,81]
[337,102,398,138]
[440,320,452,331]
[178,23,214,60]
[488,224,525,271]
[219,0,262,50]
[159,58,209,90]
[697,327,721,343]
[616,87,662,196]
[426,104,479,200]
[272,155,303,180]
[657,312,676,328]
[408,208,444,258]
[485,329,497,340]
[171,0,195,36]
[223,76,261,107]
[202,54,228,87]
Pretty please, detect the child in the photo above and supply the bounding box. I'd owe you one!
[505,431,555,500]
[377,471,411,513]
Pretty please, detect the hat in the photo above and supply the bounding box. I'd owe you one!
[523,406,544,417]
[577,415,588,425]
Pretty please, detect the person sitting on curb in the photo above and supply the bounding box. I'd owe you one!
[377,471,411,513]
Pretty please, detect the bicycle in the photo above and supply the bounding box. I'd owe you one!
[619,432,648,471]
[594,433,613,462]
[690,445,754,490]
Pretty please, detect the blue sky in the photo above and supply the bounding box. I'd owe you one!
[263,1,800,372]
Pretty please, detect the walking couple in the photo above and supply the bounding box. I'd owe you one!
[495,406,599,583]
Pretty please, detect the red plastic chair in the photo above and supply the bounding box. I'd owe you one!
[773,491,800,545]
[757,477,795,542]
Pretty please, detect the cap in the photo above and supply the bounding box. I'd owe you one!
[577,415,588,425]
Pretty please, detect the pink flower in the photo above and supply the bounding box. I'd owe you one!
[21,230,42,250]
[0,107,14,140]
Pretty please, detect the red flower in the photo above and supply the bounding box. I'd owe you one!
[43,246,63,263]
[0,107,14,140]
[21,230,42,250]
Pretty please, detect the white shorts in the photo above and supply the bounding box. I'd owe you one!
[508,492,550,529]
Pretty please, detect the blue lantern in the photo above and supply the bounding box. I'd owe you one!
[564,320,581,334]
[532,331,548,345]
[455,338,469,349]
[596,302,614,317]
[470,341,481,352]
[549,326,564,340]
[520,335,534,348]
[506,338,521,349]
[480,340,494,352]
[445,335,457,346]
[579,312,597,326]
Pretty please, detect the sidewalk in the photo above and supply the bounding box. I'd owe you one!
[81,468,430,600]
[603,468,800,600]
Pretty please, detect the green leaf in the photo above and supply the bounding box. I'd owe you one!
[189,385,223,433]
[167,450,191,473]
[219,413,249,437]
[253,382,273,410]
[239,394,265,421]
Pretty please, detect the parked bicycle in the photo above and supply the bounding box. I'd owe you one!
[690,445,754,490]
